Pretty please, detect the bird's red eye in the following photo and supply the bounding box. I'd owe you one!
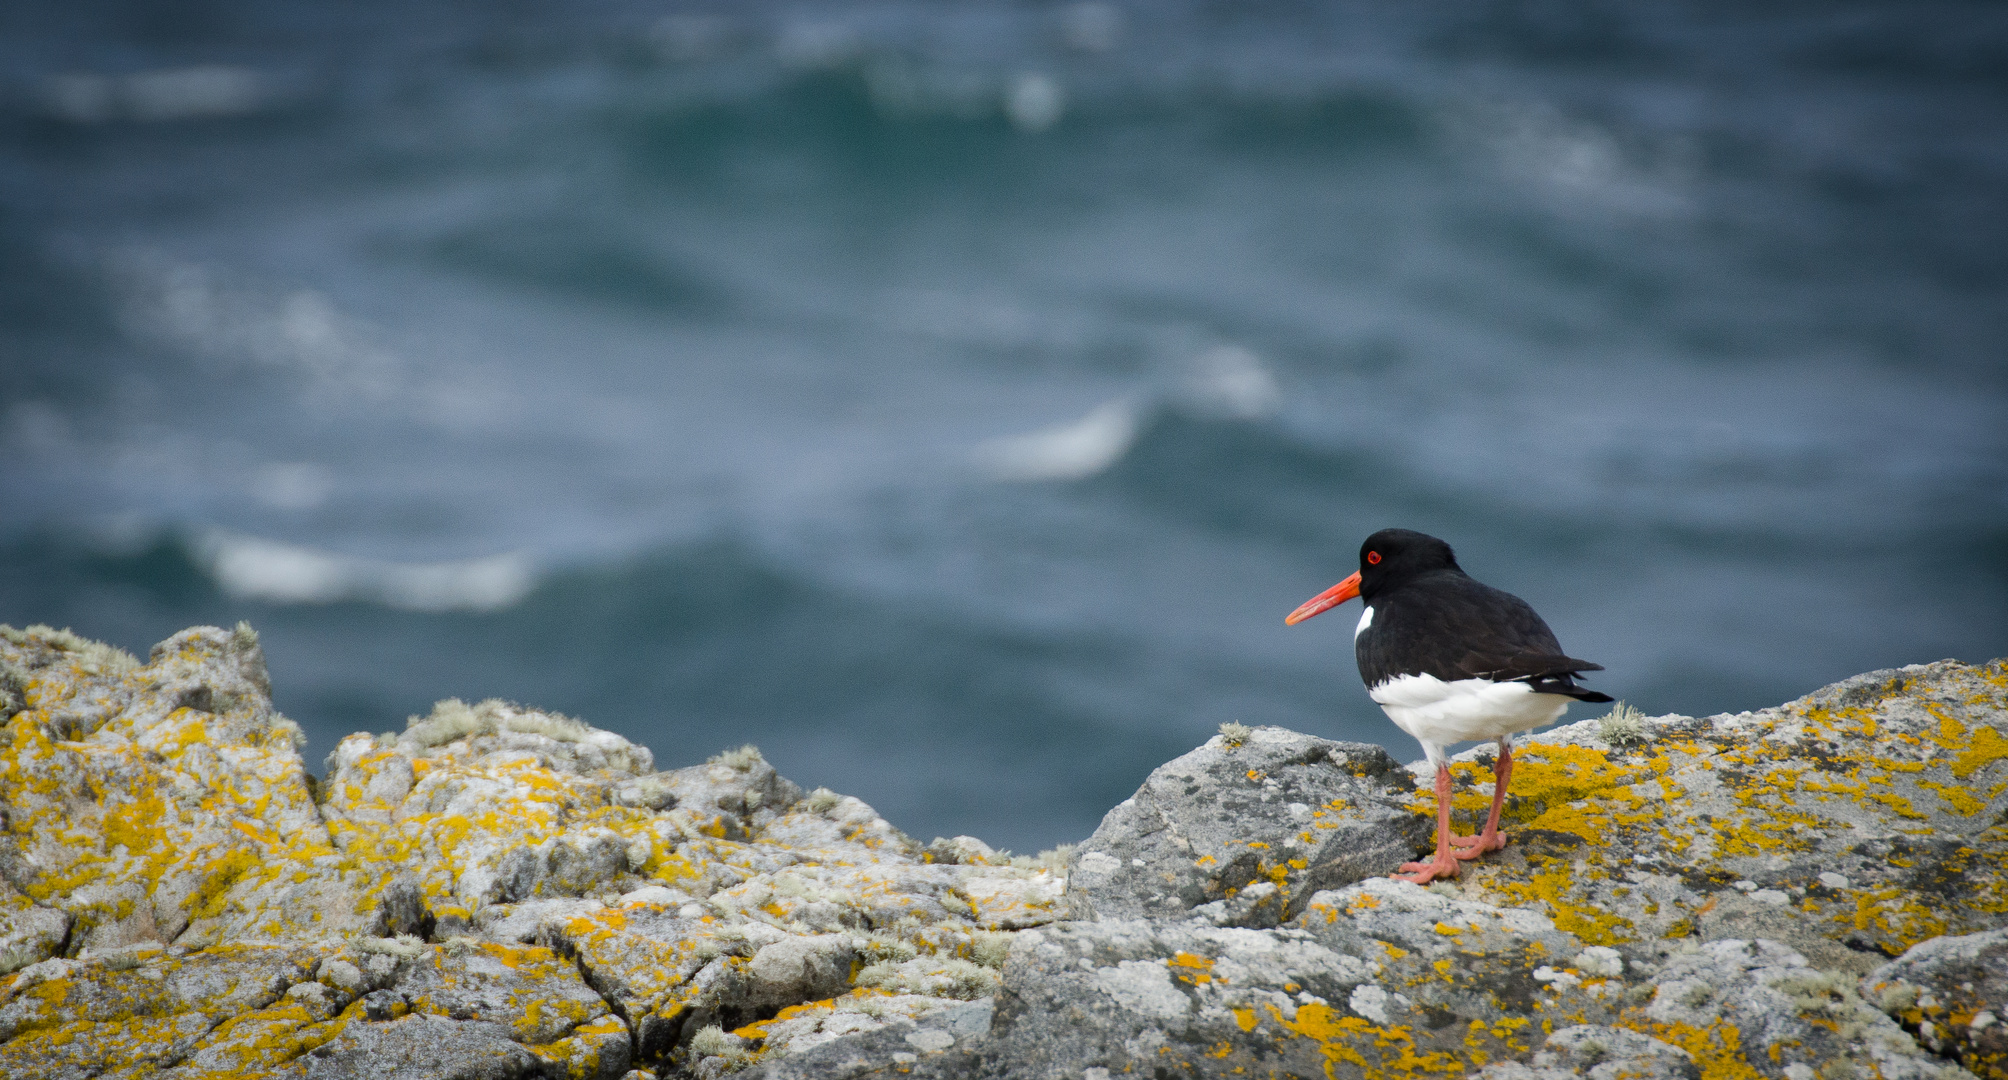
[1367,551,1381,564]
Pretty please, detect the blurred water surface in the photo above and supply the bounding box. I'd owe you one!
[3,0,2005,850]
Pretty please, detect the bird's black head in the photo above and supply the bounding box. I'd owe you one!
[1357,528,1460,599]
[1284,527,1465,626]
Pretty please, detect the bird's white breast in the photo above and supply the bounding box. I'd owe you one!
[1354,605,1374,641]
[1369,672,1571,764]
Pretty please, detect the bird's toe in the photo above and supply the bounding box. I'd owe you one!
[1393,856,1461,884]
[1448,832,1507,857]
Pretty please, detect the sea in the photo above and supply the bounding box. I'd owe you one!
[2,0,2004,852]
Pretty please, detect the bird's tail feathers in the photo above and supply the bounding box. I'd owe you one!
[1516,674,1615,702]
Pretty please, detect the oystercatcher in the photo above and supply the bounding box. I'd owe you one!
[1285,529,1612,885]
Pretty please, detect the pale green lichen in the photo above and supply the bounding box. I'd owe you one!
[1770,970,1876,1038]
[403,698,490,746]
[0,659,23,718]
[834,995,889,1019]
[710,744,765,771]
[1876,982,1922,1012]
[803,787,842,814]
[691,937,728,962]
[689,1024,752,1064]
[1595,701,1649,748]
[970,930,1015,968]
[1572,1035,1610,1065]
[499,705,591,743]
[0,623,140,674]
[859,931,920,964]
[404,696,592,748]
[97,946,159,972]
[854,956,999,998]
[1219,721,1251,748]
[440,936,482,957]
[271,714,306,749]
[352,933,425,958]
[1008,843,1076,872]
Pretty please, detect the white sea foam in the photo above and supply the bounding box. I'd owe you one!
[977,397,1140,482]
[1005,73,1065,133]
[195,531,535,612]
[1454,99,1693,216]
[1186,345,1280,419]
[106,252,403,404]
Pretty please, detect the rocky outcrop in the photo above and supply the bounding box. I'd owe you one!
[1064,727,1428,925]
[2,622,2005,1079]
[0,624,1059,1079]
[1864,929,2008,1078]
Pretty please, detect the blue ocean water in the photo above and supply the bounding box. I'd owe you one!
[2,0,2005,851]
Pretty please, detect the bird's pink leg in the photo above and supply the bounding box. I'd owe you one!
[1393,764,1462,884]
[1450,742,1512,858]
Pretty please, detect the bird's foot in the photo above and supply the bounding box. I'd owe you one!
[1392,852,1461,885]
[1449,830,1507,859]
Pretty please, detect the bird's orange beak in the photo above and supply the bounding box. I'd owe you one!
[1284,571,1362,625]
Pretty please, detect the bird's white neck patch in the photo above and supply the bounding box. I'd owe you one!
[1354,605,1375,641]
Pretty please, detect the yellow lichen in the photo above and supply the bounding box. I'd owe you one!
[1168,952,1215,985]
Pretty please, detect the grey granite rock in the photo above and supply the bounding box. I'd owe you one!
[289,1015,550,1079]
[1065,726,1430,923]
[734,877,1607,1078]
[5,623,2006,1080]
[1473,1025,1697,1080]
[1635,938,1963,1080]
[612,751,809,842]
[1864,927,2008,1078]
[732,998,994,1079]
[0,945,318,1078]
[0,879,68,975]
[748,934,860,1003]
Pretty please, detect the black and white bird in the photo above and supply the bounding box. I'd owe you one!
[1285,528,1612,884]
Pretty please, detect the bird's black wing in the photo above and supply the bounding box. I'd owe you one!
[1357,571,1612,702]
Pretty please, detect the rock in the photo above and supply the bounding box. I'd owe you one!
[0,880,68,975]
[748,935,859,1003]
[1472,1025,1695,1080]
[1633,937,1954,1080]
[359,988,405,1020]
[924,836,998,866]
[1864,927,2008,1078]
[0,944,318,1078]
[3,622,2006,1078]
[1065,726,1430,923]
[286,1014,546,1079]
[376,875,436,939]
[619,748,806,839]
[0,623,366,954]
[318,957,366,993]
[538,1014,634,1080]
[397,939,614,1044]
[285,979,348,1021]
